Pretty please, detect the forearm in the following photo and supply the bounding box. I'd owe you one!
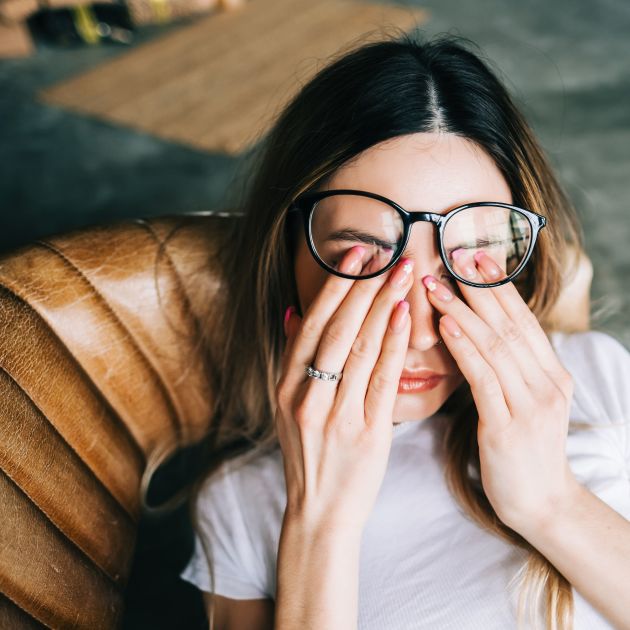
[274,511,362,630]
[518,480,630,630]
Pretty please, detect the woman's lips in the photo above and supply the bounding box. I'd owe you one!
[397,373,445,394]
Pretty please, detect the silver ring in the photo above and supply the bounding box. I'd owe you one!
[305,364,343,383]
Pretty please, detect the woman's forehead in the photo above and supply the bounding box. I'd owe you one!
[324,132,513,213]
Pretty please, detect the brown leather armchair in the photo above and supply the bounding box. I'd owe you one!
[0,214,593,629]
[0,214,234,628]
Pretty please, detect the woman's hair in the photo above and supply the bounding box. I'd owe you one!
[183,29,592,630]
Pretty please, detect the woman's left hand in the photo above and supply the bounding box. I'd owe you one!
[422,249,581,534]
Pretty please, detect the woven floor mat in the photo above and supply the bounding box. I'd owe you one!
[39,0,428,155]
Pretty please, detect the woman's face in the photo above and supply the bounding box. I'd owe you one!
[292,132,513,424]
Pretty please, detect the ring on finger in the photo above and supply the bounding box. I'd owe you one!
[305,364,343,382]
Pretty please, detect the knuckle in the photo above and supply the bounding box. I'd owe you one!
[293,397,318,428]
[276,387,291,413]
[475,368,500,394]
[562,373,575,399]
[521,308,540,332]
[275,381,292,410]
[558,369,574,390]
[350,334,376,361]
[370,370,394,395]
[543,391,565,413]
[299,315,320,340]
[486,333,511,359]
[323,411,352,439]
[323,319,347,346]
[498,321,521,344]
[459,342,478,360]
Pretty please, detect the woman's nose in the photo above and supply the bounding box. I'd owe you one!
[405,275,443,350]
[401,227,444,350]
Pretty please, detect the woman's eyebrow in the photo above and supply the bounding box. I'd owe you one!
[324,228,398,249]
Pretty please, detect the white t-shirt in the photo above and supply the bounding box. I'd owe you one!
[180,330,630,629]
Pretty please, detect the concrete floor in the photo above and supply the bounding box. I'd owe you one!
[1,1,629,628]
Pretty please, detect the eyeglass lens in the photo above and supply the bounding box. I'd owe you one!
[309,194,532,284]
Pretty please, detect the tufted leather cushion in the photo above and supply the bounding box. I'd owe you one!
[0,212,591,629]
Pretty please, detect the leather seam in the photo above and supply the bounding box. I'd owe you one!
[33,239,183,446]
[0,463,124,591]
[0,590,52,629]
[0,284,143,523]
[0,364,137,531]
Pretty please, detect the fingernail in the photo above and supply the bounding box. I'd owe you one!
[441,314,462,338]
[474,250,500,278]
[390,258,414,287]
[390,300,410,333]
[341,246,366,274]
[422,275,453,301]
[283,305,296,336]
[462,263,477,280]
[451,249,476,279]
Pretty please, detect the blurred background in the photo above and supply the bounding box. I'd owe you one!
[1,0,629,627]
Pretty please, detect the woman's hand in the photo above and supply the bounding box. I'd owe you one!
[276,246,414,535]
[421,249,580,533]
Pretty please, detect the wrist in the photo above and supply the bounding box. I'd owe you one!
[276,507,363,629]
[280,506,365,544]
[516,474,587,542]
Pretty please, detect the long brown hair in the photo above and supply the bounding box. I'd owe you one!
[184,30,595,630]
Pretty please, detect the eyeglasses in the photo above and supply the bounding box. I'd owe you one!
[287,189,547,288]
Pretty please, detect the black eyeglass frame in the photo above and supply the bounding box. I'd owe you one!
[288,189,547,289]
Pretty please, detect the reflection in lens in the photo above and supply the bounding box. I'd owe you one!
[443,205,531,282]
[310,195,403,276]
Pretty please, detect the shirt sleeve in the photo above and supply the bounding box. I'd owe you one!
[179,459,269,599]
[553,330,630,477]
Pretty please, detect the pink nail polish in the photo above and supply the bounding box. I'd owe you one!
[422,275,452,301]
[474,250,500,278]
[283,305,295,334]
[441,315,462,338]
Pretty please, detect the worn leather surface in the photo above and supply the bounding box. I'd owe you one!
[0,214,233,629]
[0,212,590,629]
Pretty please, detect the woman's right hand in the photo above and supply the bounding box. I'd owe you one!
[275,246,415,535]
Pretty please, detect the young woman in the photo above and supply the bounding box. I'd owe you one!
[179,32,630,630]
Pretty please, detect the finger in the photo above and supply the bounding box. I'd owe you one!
[315,256,413,413]
[363,299,411,430]
[471,249,572,390]
[282,245,370,393]
[423,274,533,414]
[449,249,549,392]
[438,313,510,430]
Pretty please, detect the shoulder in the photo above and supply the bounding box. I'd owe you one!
[549,329,630,415]
[193,443,285,530]
[550,328,629,361]
[184,444,284,600]
[550,329,630,434]
[550,330,630,516]
[196,443,283,507]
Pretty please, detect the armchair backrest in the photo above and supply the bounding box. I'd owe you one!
[0,214,232,628]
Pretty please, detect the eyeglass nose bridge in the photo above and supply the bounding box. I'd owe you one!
[405,211,448,230]
[397,211,448,258]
